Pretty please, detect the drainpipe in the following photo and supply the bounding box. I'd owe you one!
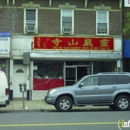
[7,0,9,5]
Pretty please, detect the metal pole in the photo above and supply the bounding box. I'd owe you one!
[22,92,25,109]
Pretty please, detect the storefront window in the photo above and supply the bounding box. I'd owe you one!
[93,62,116,74]
[33,62,64,90]
[0,60,6,73]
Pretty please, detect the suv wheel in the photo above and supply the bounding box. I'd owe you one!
[55,96,73,112]
[115,95,130,111]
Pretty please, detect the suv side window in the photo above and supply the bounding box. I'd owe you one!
[99,75,116,85]
[81,76,98,87]
[116,75,130,84]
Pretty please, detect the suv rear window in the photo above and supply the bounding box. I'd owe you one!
[116,75,130,84]
[99,75,116,85]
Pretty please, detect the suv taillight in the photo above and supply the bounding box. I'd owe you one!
[5,88,9,95]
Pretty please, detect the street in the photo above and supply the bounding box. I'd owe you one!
[0,109,129,130]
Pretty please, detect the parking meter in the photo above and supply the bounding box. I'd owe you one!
[19,83,23,92]
[23,83,27,92]
[19,83,27,109]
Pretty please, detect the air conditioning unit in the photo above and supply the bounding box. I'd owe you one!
[26,25,36,33]
[98,27,107,33]
[62,27,72,34]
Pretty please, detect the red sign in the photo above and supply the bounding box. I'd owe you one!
[34,36,114,50]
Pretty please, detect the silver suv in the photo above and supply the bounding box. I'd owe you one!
[45,72,130,112]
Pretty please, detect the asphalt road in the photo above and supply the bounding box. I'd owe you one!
[0,109,129,130]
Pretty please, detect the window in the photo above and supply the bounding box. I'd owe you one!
[34,62,63,79]
[33,62,64,90]
[82,76,98,87]
[16,69,24,73]
[24,9,38,34]
[116,75,130,84]
[99,75,116,85]
[61,10,74,34]
[96,11,109,35]
[93,62,115,74]
[0,59,6,73]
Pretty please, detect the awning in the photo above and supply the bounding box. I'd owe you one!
[0,32,11,37]
[29,50,122,61]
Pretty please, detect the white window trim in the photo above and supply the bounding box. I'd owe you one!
[24,8,38,34]
[60,9,74,35]
[96,11,109,36]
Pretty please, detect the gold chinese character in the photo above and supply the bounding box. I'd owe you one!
[68,39,78,46]
[100,39,109,47]
[37,37,41,48]
[83,39,93,46]
[43,38,50,48]
[52,38,62,46]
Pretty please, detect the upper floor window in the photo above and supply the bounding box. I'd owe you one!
[61,10,74,35]
[96,11,109,35]
[24,9,38,34]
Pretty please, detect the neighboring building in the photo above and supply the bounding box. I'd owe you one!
[123,0,130,71]
[0,0,122,100]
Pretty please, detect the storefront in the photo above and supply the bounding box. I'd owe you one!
[0,32,11,80]
[10,35,122,100]
[28,36,122,100]
[123,39,130,71]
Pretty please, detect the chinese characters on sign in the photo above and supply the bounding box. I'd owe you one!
[34,36,114,51]
[0,37,8,41]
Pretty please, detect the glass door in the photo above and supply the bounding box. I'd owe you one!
[65,66,77,86]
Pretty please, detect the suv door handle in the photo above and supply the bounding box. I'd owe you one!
[113,86,117,89]
[94,87,99,89]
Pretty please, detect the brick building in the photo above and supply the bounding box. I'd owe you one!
[0,0,122,100]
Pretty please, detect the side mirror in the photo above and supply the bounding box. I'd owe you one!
[79,82,84,87]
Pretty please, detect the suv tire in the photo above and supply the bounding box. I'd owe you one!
[115,95,130,111]
[55,96,73,112]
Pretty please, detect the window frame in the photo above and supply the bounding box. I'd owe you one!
[116,75,130,84]
[24,8,38,34]
[60,9,74,34]
[99,75,116,85]
[96,11,109,35]
[81,76,99,87]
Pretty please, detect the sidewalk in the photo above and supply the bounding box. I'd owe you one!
[0,100,55,111]
[0,100,110,111]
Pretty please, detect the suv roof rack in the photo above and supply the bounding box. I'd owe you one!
[96,72,130,75]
